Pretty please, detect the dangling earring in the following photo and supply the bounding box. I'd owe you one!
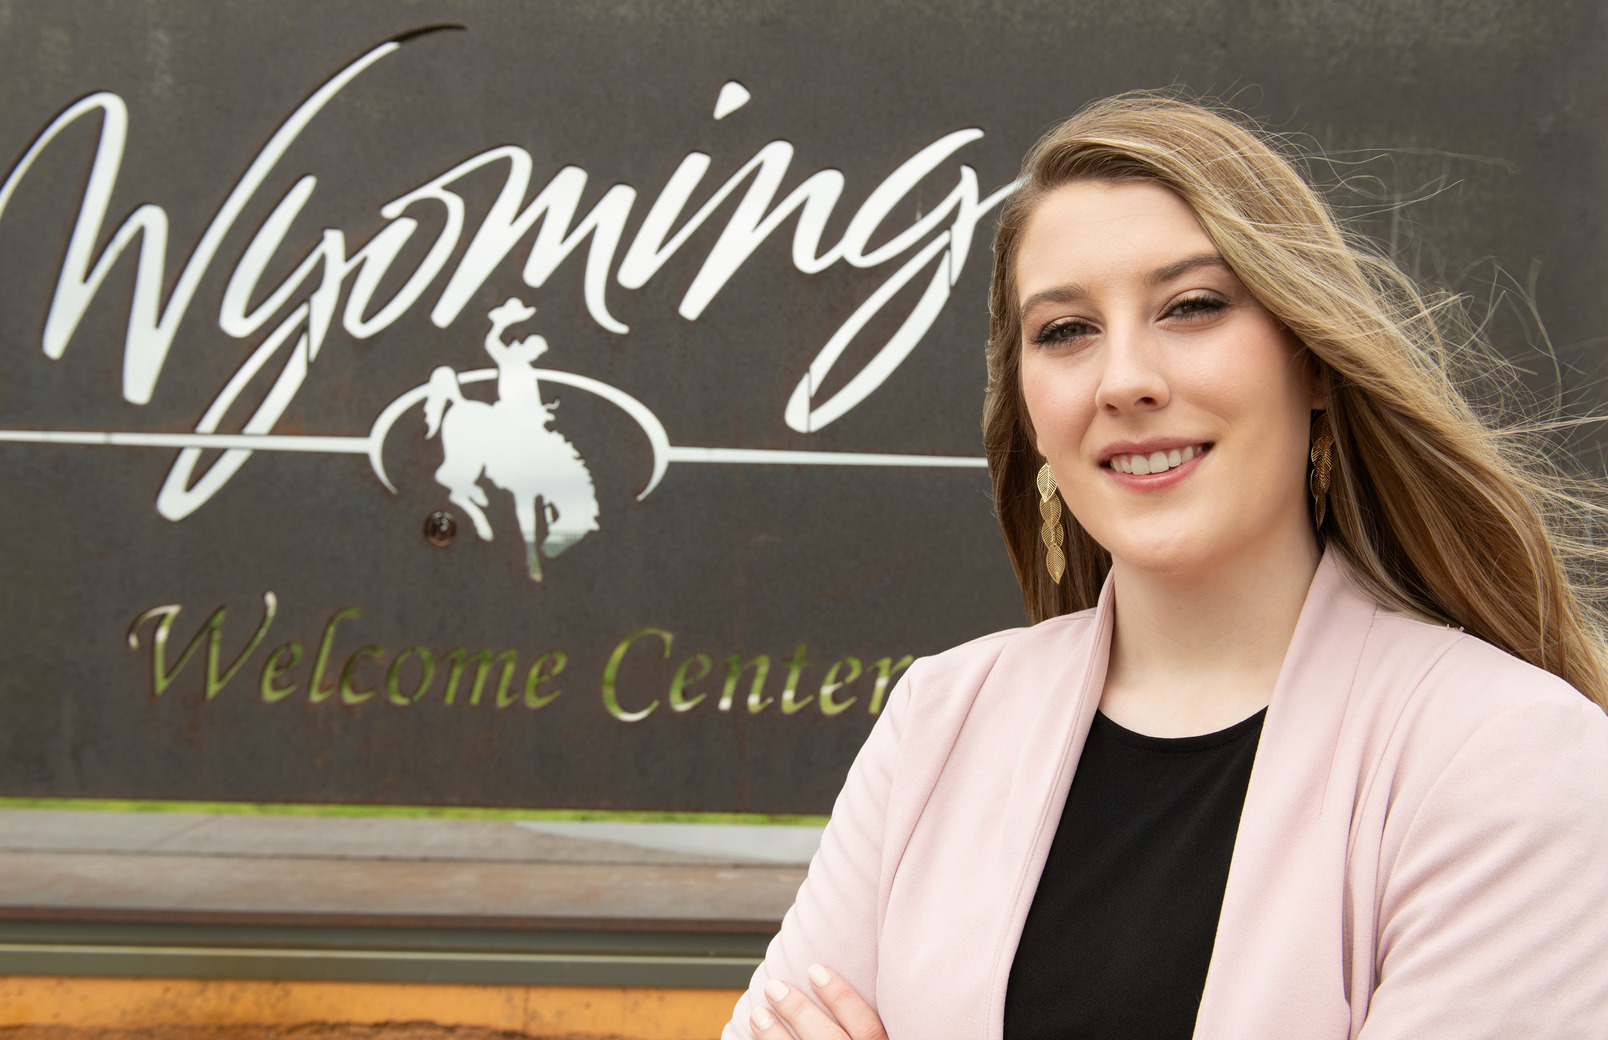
[1310,412,1334,528]
[1037,462,1066,583]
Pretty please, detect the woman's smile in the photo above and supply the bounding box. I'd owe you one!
[1103,440,1212,478]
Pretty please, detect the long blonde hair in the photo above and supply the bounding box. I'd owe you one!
[983,93,1608,709]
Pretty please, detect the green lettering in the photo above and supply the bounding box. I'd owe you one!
[260,643,303,702]
[868,655,914,714]
[126,592,277,701]
[340,645,384,705]
[127,604,206,698]
[603,628,671,722]
[819,656,863,716]
[522,650,567,709]
[309,607,362,703]
[779,644,814,714]
[441,648,519,706]
[669,653,711,712]
[721,654,772,713]
[385,647,436,705]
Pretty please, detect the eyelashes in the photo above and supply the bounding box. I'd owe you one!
[1030,317,1095,346]
[1027,293,1229,346]
[1168,293,1228,320]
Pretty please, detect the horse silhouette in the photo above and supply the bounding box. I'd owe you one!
[423,297,599,581]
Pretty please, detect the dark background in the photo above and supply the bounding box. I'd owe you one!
[0,0,1601,813]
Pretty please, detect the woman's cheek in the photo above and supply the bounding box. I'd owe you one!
[1032,396,1095,456]
[1021,369,1084,450]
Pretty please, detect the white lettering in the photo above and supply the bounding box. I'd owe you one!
[784,172,1021,432]
[0,41,402,403]
[426,149,633,333]
[839,129,983,267]
[0,35,1023,518]
[617,142,846,319]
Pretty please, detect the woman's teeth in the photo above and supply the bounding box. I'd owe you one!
[1110,444,1203,475]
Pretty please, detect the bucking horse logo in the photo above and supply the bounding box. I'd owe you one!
[422,297,599,580]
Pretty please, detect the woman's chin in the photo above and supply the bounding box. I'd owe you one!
[1101,520,1318,585]
[1091,519,1222,579]
[1111,549,1220,582]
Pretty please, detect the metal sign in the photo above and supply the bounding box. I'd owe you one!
[0,1,1600,812]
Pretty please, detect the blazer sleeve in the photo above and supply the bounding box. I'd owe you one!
[721,668,915,1038]
[1358,693,1608,1039]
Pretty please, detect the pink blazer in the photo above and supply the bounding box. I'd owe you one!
[724,553,1608,1039]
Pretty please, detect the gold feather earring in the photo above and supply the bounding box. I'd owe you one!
[1037,462,1066,583]
[1310,412,1334,528]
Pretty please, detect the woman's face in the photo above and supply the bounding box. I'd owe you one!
[1016,180,1321,580]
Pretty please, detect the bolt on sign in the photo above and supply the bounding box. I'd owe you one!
[0,2,1602,813]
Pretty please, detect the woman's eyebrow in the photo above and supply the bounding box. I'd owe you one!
[1146,253,1228,286]
[1018,283,1089,316]
[1018,255,1229,315]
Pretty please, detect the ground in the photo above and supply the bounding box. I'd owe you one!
[1,1027,631,1040]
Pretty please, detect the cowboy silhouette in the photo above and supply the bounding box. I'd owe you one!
[422,297,599,581]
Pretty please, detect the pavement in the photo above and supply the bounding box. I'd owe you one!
[0,811,818,930]
[0,810,822,988]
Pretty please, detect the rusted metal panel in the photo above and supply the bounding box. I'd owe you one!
[0,0,1601,812]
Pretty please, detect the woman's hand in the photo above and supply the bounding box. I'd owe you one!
[750,964,889,1040]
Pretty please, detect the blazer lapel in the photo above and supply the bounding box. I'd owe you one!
[983,579,1116,1039]
[878,586,1114,1040]
[1192,552,1379,1040]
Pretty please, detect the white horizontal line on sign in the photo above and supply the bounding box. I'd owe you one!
[0,429,370,453]
[666,446,987,467]
[0,428,988,468]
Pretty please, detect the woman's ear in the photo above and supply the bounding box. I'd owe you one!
[1294,342,1326,410]
[1022,412,1043,458]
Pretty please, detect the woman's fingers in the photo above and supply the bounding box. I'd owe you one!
[753,966,890,1040]
[759,976,850,1040]
[807,964,890,1040]
[749,998,797,1039]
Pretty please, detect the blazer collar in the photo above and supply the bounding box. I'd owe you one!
[984,552,1379,1040]
[1194,550,1381,1039]
[982,579,1115,1038]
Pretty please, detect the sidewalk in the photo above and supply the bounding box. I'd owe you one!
[0,810,817,988]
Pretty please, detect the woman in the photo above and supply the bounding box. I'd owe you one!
[726,95,1608,1040]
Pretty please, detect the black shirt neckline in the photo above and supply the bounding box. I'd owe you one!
[1092,706,1268,753]
[1005,702,1268,1040]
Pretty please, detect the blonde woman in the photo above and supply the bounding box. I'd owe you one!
[725,96,1608,1040]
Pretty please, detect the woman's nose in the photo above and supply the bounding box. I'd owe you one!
[1094,324,1169,414]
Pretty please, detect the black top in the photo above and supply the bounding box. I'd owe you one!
[1003,707,1266,1040]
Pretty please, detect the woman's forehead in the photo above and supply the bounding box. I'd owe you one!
[1016,181,1217,303]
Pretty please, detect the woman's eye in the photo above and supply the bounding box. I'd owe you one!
[1031,318,1096,346]
[1166,294,1227,321]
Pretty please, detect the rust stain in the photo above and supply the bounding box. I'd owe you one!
[0,978,742,1040]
